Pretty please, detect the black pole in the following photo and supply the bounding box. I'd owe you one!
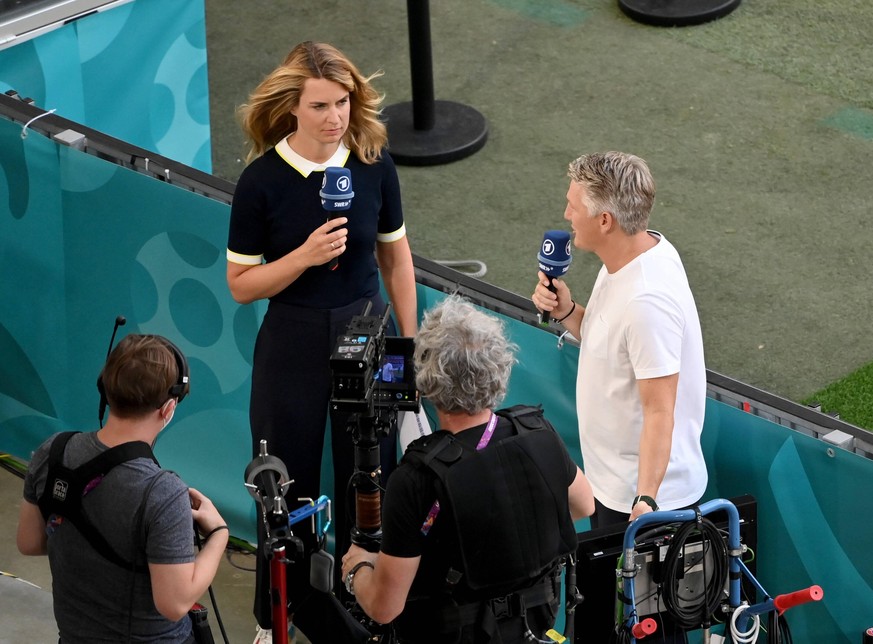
[383,0,487,166]
[408,0,435,130]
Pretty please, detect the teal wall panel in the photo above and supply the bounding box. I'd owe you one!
[0,115,254,535]
[702,400,873,641]
[0,0,211,172]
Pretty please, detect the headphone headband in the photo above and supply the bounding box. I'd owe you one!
[97,333,190,423]
[156,336,190,405]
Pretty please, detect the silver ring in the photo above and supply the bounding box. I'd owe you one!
[330,241,336,249]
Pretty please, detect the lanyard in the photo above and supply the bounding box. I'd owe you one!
[420,413,497,536]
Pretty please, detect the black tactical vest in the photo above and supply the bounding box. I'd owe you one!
[402,405,578,595]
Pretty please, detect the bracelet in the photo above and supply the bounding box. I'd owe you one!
[555,300,576,323]
[203,525,229,541]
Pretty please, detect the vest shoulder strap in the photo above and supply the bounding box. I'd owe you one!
[38,433,159,572]
[403,404,551,471]
[47,431,78,464]
[494,403,555,434]
[401,405,555,485]
[402,430,471,474]
[72,440,158,483]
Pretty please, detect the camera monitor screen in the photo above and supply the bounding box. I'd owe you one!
[375,353,406,384]
[373,337,418,411]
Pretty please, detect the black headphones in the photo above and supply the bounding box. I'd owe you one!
[158,336,190,405]
[97,329,190,425]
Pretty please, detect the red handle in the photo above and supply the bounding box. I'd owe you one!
[631,618,657,639]
[774,585,823,614]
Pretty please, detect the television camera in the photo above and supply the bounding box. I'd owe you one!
[329,302,419,551]
[329,302,418,415]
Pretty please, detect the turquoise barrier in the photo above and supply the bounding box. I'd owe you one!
[0,0,211,172]
[0,115,255,540]
[701,400,872,642]
[1,114,870,642]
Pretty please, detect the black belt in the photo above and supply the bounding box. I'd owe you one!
[444,574,558,629]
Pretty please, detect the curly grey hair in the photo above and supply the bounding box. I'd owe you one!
[414,295,517,415]
[568,151,655,235]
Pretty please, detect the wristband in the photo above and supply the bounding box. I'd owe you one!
[555,300,576,323]
[203,525,229,540]
[632,495,658,512]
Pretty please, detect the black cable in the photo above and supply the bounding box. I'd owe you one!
[660,516,728,630]
[768,610,793,644]
[193,528,230,644]
[207,583,230,644]
[611,621,633,644]
[225,544,257,572]
[663,518,727,628]
[634,524,679,546]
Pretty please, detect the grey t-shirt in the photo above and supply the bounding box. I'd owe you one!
[24,431,195,643]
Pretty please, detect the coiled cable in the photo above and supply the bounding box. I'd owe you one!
[660,515,728,630]
[729,605,761,643]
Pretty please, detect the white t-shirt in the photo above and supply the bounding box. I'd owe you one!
[576,231,707,512]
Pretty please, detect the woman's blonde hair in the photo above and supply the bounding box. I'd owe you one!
[238,41,387,164]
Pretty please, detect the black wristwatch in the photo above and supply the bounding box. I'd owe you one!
[632,494,658,512]
[344,560,375,595]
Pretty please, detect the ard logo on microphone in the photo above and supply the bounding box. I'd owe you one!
[541,238,572,257]
[320,167,355,212]
[538,230,573,276]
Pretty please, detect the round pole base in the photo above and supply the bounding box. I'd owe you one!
[383,100,488,166]
[618,0,741,26]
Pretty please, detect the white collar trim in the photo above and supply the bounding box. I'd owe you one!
[275,136,350,177]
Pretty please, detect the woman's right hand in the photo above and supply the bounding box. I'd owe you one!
[227,216,350,304]
[300,217,348,267]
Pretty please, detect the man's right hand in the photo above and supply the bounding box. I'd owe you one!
[532,270,572,317]
[189,487,225,535]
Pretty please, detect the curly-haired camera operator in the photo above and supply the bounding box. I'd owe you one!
[342,295,594,643]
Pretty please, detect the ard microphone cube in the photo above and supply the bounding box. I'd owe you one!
[320,166,355,211]
[538,229,573,278]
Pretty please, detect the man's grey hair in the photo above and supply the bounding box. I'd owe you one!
[414,295,517,415]
[568,151,655,235]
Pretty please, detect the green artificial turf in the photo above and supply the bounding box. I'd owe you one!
[804,362,873,430]
[204,0,873,412]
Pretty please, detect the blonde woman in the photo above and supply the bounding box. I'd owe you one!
[226,41,416,643]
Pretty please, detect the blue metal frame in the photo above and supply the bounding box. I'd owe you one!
[288,495,332,540]
[619,498,821,642]
[619,499,742,641]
